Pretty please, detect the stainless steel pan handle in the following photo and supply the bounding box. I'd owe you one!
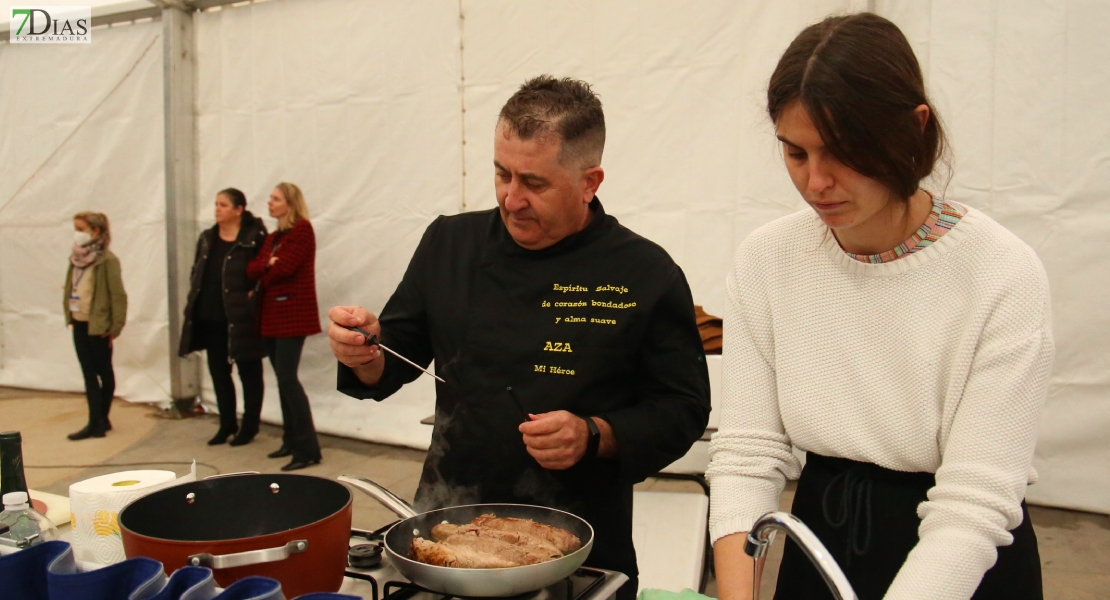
[187,539,307,569]
[338,474,418,519]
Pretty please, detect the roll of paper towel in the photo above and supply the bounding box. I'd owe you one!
[69,464,196,564]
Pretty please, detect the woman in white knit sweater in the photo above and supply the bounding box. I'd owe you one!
[707,13,1053,600]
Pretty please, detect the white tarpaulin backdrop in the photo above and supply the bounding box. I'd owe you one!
[1,0,1106,513]
[0,22,168,401]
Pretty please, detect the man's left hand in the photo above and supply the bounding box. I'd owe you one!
[519,411,588,470]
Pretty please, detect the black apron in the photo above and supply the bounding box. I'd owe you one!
[775,452,1042,600]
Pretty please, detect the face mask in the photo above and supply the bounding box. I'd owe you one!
[74,231,92,246]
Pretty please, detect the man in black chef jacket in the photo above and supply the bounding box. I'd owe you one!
[329,75,710,598]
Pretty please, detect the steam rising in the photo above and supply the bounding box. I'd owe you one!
[414,407,481,512]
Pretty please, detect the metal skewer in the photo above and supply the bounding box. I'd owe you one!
[506,386,531,423]
[342,325,445,383]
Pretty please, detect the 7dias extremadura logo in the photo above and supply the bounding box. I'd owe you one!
[10,6,91,43]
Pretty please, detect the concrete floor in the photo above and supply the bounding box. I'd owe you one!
[6,387,1109,599]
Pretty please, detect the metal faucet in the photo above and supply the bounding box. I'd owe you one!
[744,511,857,600]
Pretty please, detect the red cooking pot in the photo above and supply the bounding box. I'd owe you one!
[118,473,351,597]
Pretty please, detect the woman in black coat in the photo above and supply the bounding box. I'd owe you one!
[179,188,268,446]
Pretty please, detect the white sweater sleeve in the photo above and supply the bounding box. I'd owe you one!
[706,245,802,543]
[886,305,1054,598]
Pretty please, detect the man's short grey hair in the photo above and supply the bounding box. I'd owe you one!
[498,75,605,168]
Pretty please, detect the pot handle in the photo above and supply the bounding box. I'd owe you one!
[187,539,307,570]
[203,471,260,480]
[338,475,418,519]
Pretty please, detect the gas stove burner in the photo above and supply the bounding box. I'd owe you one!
[349,544,383,569]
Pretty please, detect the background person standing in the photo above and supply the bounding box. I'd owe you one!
[179,188,269,446]
[247,182,323,471]
[63,212,127,440]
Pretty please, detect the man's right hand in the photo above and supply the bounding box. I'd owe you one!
[328,305,385,386]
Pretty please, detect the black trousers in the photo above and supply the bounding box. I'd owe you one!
[264,337,321,461]
[71,321,114,432]
[775,452,1042,600]
[198,320,264,436]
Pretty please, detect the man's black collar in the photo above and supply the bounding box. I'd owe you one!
[499,196,610,257]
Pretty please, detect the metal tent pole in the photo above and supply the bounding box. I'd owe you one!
[160,1,201,415]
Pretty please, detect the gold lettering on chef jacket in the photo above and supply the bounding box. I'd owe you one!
[543,341,573,353]
[534,364,575,375]
[591,300,637,309]
[553,284,589,293]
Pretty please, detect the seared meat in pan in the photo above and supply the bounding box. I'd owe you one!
[471,514,582,554]
[411,514,582,568]
[411,537,518,568]
[432,523,563,563]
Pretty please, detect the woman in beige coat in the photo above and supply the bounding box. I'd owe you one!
[63,212,127,440]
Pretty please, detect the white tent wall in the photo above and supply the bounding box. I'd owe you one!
[877,0,1110,513]
[0,22,169,403]
[193,0,461,449]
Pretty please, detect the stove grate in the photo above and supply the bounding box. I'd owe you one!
[344,569,380,600]
[344,523,395,600]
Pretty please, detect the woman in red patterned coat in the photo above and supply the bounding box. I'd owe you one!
[247,182,323,471]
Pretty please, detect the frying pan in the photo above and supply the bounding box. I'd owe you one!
[338,475,595,597]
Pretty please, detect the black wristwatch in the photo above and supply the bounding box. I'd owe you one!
[583,416,601,460]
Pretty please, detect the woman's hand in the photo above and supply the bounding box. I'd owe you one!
[268,256,279,267]
[714,532,758,600]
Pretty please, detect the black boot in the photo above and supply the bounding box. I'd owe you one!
[68,424,106,440]
[281,456,321,471]
[229,429,256,447]
[267,445,293,458]
[207,427,237,446]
